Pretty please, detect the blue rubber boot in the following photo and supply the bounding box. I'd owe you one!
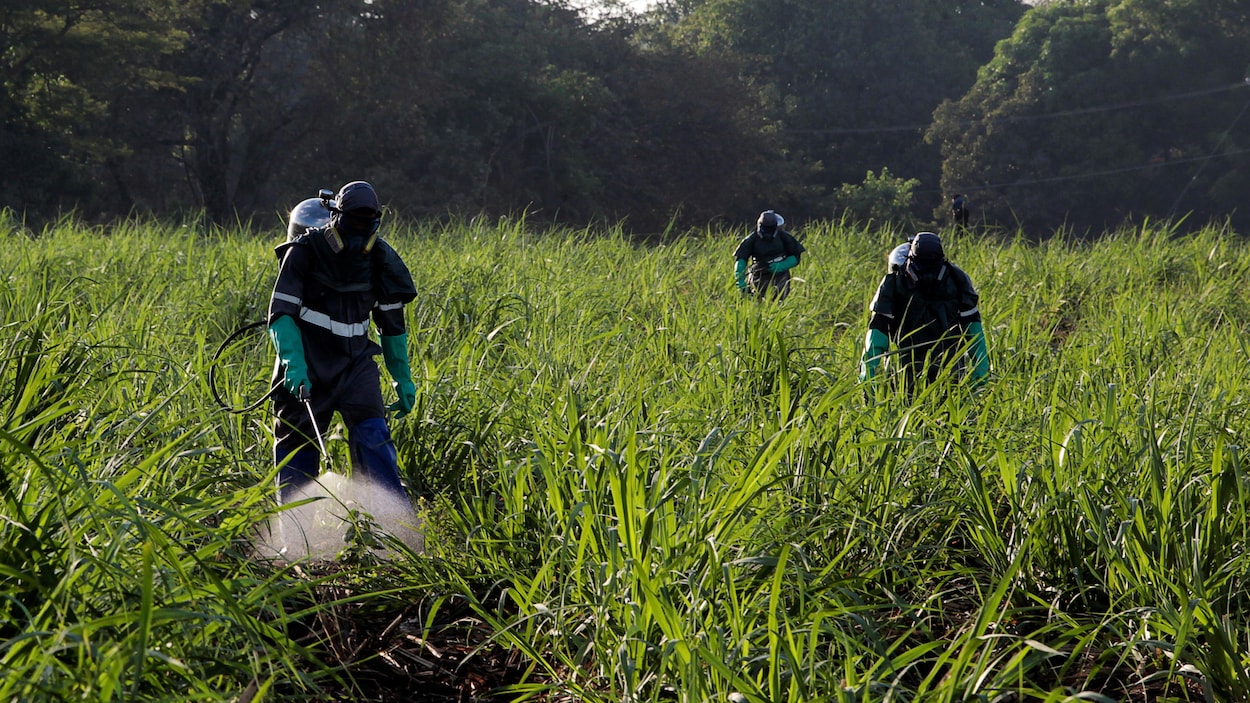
[348,417,407,498]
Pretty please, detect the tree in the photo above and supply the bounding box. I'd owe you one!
[927,0,1250,234]
[274,0,776,231]
[0,0,184,219]
[663,0,1026,222]
[833,167,920,227]
[289,0,624,222]
[165,0,320,221]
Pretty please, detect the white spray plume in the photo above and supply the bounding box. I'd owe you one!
[254,472,425,562]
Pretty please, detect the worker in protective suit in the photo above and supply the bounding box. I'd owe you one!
[267,181,418,503]
[733,210,806,300]
[859,232,989,392]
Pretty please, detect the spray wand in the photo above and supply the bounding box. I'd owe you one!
[299,386,329,460]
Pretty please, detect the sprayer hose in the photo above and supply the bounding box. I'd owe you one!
[209,320,279,414]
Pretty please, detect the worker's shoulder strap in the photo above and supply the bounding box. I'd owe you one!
[277,226,345,259]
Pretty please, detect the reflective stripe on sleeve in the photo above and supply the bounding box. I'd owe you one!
[298,308,369,337]
[376,302,403,312]
[273,292,302,306]
[959,306,980,318]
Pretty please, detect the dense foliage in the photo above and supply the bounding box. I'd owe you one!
[928,0,1250,232]
[7,0,1246,235]
[2,213,1249,699]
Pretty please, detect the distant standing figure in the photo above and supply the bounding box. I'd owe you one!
[951,194,969,228]
[733,210,806,300]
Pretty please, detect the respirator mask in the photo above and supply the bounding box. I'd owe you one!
[326,181,382,255]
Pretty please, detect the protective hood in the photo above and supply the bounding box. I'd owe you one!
[329,181,382,255]
[905,232,946,282]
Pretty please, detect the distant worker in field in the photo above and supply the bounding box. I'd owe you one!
[733,210,806,300]
[951,194,969,228]
[859,231,989,392]
[267,181,418,504]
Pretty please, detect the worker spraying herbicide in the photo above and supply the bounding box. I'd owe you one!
[261,181,423,559]
[859,232,990,395]
[733,210,806,300]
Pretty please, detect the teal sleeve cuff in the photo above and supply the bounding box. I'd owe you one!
[859,328,889,382]
[772,255,798,273]
[268,315,305,363]
[380,332,412,383]
[381,333,417,416]
[734,258,748,288]
[967,321,989,382]
[269,315,310,396]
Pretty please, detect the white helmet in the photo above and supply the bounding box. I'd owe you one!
[757,210,784,236]
[888,243,911,273]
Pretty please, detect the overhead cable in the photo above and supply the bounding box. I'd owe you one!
[935,145,1250,194]
[788,81,1250,136]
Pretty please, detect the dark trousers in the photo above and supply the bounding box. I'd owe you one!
[272,356,405,501]
[748,270,793,300]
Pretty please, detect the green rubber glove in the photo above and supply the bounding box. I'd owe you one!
[734,258,748,290]
[380,333,416,417]
[859,328,889,383]
[768,255,798,274]
[269,315,310,398]
[967,321,990,386]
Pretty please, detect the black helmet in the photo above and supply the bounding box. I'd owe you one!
[757,210,784,237]
[329,181,382,253]
[905,232,945,281]
[335,181,380,215]
[286,196,332,241]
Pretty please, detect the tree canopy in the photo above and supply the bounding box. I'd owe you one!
[662,0,1025,220]
[0,0,185,214]
[927,0,1250,232]
[3,0,1247,235]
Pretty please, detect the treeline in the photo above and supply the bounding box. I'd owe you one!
[4,0,1248,235]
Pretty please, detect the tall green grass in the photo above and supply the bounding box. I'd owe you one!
[1,208,1246,700]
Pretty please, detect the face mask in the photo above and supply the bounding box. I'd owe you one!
[905,258,944,284]
[329,210,381,254]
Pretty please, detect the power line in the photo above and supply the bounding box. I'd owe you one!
[936,144,1250,195]
[1169,92,1250,215]
[787,81,1250,136]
